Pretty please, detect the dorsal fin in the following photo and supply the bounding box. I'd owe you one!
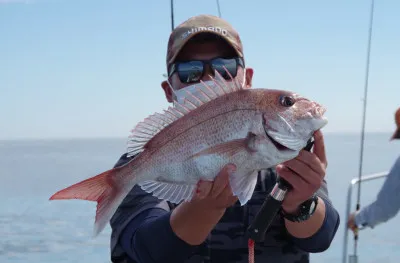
[126,68,244,157]
[175,68,243,107]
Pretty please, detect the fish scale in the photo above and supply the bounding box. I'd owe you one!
[49,69,328,263]
[143,114,257,190]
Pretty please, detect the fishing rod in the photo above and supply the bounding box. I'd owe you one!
[170,0,175,31]
[169,0,222,32]
[162,0,174,79]
[216,0,222,18]
[353,0,375,259]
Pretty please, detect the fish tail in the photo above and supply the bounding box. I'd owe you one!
[49,167,132,237]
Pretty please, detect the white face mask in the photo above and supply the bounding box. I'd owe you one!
[171,68,247,107]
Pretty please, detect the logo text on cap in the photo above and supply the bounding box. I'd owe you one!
[181,26,228,40]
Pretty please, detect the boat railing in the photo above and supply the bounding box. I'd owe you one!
[342,171,389,263]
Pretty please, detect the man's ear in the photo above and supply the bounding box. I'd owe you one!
[161,80,174,103]
[244,67,254,88]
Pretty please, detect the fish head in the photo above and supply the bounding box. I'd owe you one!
[260,89,328,153]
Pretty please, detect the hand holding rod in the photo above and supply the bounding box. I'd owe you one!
[246,138,315,242]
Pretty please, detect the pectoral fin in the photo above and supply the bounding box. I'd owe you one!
[188,132,258,159]
[229,170,259,205]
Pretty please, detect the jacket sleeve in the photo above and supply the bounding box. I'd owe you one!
[355,156,400,228]
[110,154,197,263]
[288,179,340,253]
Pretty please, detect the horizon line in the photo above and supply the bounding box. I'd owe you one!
[0,131,394,142]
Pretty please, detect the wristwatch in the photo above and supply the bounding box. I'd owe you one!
[280,195,319,222]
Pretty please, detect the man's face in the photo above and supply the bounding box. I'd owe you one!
[161,36,254,103]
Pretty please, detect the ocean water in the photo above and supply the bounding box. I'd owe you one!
[0,133,399,263]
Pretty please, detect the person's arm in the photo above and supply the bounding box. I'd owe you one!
[355,156,400,228]
[110,155,236,263]
[285,179,340,253]
[110,153,198,263]
[119,204,199,263]
[118,200,228,263]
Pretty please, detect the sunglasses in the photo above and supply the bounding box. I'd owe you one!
[168,57,245,84]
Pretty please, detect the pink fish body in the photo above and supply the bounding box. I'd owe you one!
[49,72,328,236]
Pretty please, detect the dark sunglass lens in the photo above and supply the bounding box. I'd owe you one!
[177,61,204,83]
[211,58,237,79]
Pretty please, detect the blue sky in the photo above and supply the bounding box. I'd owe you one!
[1,0,399,140]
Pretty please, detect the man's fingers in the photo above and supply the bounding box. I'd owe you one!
[294,150,325,177]
[194,180,212,200]
[193,164,238,208]
[281,158,320,185]
[210,164,236,198]
[277,164,308,191]
[217,184,238,205]
[312,130,327,168]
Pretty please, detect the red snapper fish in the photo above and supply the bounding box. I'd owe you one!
[49,72,328,236]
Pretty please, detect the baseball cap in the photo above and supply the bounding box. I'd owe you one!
[390,107,400,140]
[166,14,244,69]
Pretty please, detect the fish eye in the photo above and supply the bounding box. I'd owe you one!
[279,95,295,107]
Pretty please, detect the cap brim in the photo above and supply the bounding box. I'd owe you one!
[390,128,400,140]
[168,31,240,67]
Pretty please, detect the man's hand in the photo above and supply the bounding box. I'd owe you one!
[347,212,358,233]
[191,163,238,210]
[170,163,238,245]
[277,130,327,213]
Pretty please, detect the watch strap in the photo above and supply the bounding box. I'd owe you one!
[281,195,318,222]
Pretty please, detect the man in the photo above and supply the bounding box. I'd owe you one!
[348,107,400,231]
[109,14,340,263]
